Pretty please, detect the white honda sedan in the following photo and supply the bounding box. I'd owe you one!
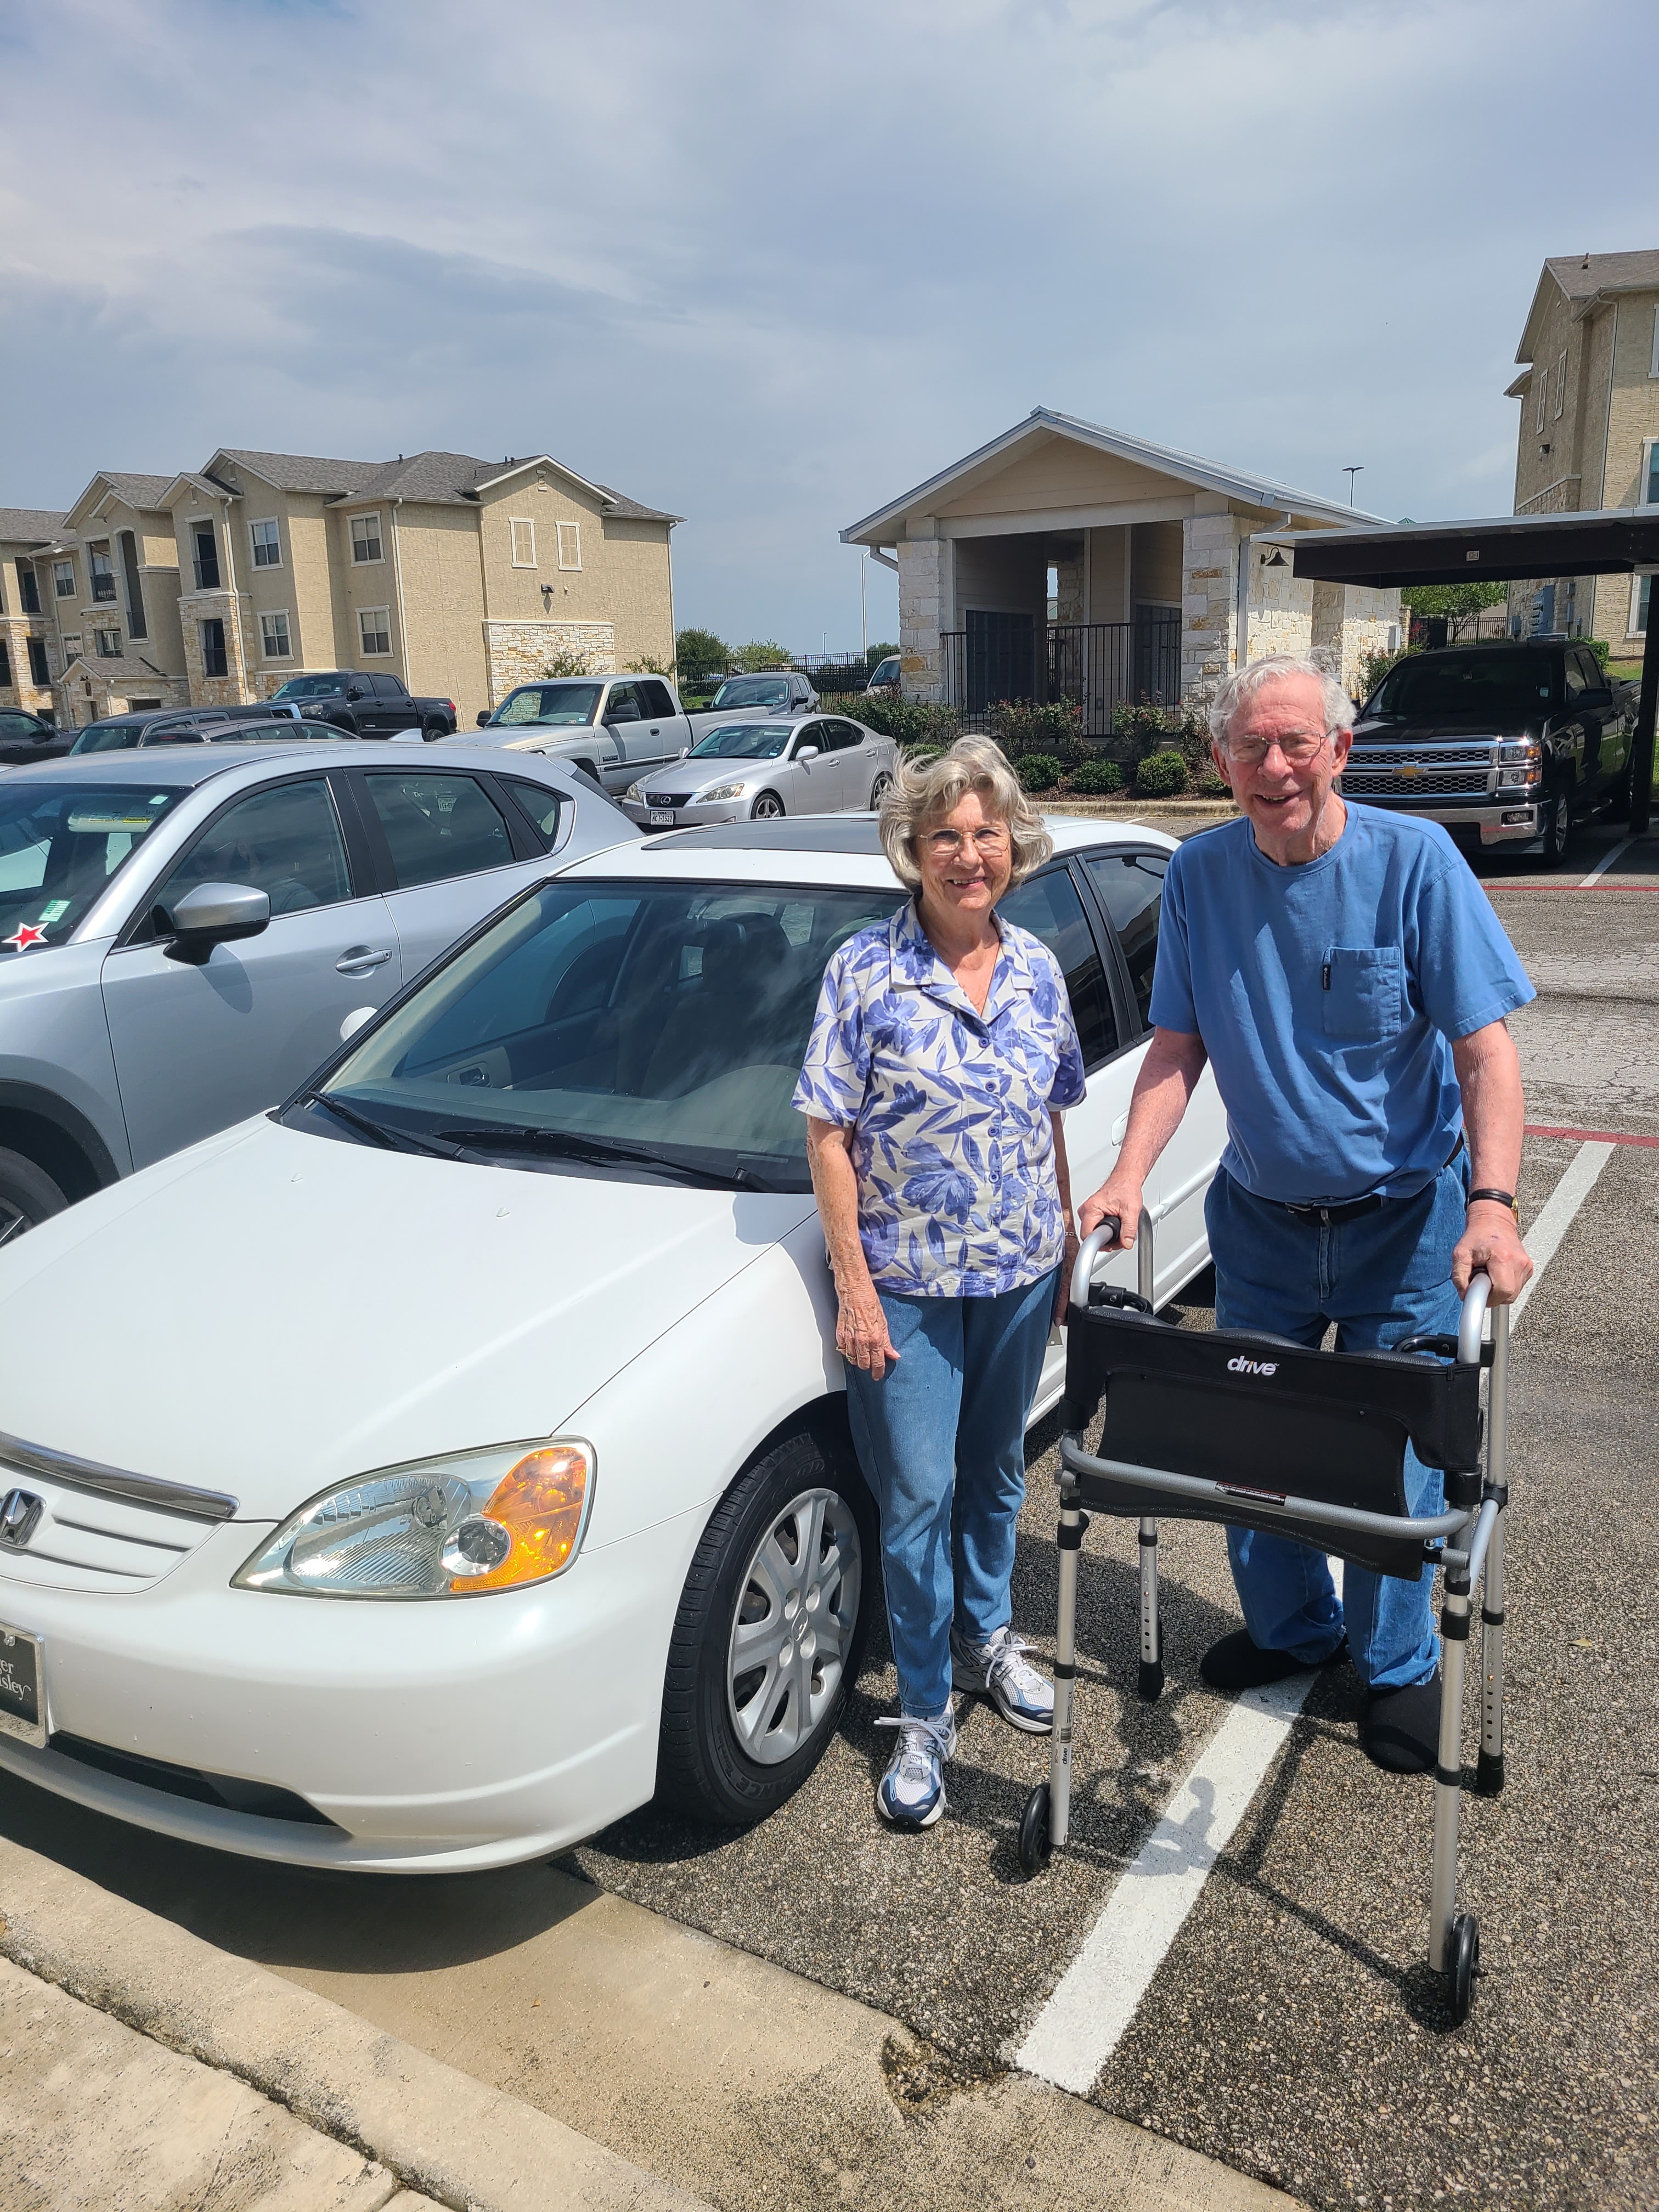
[0,814,1222,1871]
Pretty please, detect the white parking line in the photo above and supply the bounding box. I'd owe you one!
[1014,1137,1611,2097]
[1579,838,1633,886]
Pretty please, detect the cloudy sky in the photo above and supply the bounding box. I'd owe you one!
[3,0,1655,653]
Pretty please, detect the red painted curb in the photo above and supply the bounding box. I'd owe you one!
[1525,1123,1659,1150]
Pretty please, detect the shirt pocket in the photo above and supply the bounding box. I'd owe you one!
[1321,945,1403,1041]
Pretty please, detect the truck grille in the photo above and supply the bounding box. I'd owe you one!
[1342,766,1491,798]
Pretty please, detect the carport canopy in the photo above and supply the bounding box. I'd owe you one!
[1284,507,1659,833]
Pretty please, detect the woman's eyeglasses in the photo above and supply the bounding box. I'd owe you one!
[1223,729,1332,767]
[924,826,1011,859]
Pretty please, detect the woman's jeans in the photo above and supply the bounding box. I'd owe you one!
[845,1270,1059,1718]
[1205,1158,1469,1692]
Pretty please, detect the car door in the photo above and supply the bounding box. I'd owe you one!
[633,680,686,775]
[0,712,70,765]
[99,771,403,1170]
[1079,844,1226,1294]
[831,718,884,809]
[353,764,552,979]
[782,720,843,814]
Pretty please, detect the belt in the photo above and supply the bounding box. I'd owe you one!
[1273,1136,1465,1227]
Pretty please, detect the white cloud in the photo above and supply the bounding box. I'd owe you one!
[2,0,1655,645]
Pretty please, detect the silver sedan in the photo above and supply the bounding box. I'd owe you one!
[619,714,897,828]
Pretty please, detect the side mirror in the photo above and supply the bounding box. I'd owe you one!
[476,709,492,726]
[677,745,689,759]
[161,881,272,963]
[1578,686,1613,710]
[346,684,364,701]
[795,744,820,761]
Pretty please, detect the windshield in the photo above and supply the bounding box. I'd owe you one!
[0,783,183,951]
[493,683,602,727]
[307,878,904,1190]
[687,721,793,760]
[710,676,792,709]
[71,723,148,754]
[1370,651,1559,720]
[270,675,345,700]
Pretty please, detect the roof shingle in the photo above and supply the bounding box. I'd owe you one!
[0,507,70,547]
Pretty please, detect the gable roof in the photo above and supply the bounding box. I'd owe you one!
[60,652,171,684]
[211,447,679,521]
[841,407,1386,543]
[0,507,69,548]
[1516,250,1659,361]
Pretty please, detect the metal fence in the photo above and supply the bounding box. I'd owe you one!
[940,614,1182,735]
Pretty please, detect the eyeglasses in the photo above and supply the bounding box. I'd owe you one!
[1223,729,1333,767]
[925,825,1009,859]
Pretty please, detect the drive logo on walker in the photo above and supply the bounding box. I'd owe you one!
[1226,1356,1279,1376]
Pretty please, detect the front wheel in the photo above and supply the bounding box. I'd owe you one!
[751,791,785,820]
[868,771,894,809]
[1532,791,1572,867]
[0,1147,67,1251]
[656,1430,874,1825]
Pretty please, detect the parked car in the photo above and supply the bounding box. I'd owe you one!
[865,654,901,694]
[0,813,1222,1869]
[267,673,458,741]
[471,675,693,793]
[0,743,637,1239]
[69,708,267,754]
[72,712,348,753]
[1347,638,1637,865]
[705,671,818,716]
[619,715,896,826]
[0,711,71,768]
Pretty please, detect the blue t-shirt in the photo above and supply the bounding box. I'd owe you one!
[1148,806,1535,1205]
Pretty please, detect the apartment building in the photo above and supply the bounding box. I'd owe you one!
[1,447,679,726]
[0,508,70,716]
[1507,250,1659,648]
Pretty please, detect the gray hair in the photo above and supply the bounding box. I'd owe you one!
[1206,654,1356,749]
[878,735,1053,890]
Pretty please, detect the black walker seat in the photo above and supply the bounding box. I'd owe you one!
[1018,1212,1513,2029]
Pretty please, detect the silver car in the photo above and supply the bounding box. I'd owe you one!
[0,743,638,1239]
[619,714,898,828]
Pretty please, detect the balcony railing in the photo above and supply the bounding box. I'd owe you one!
[91,575,117,603]
[193,557,222,591]
[940,615,1182,735]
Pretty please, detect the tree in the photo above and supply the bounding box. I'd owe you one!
[865,640,899,670]
[1401,582,1509,641]
[674,628,729,682]
[734,640,792,672]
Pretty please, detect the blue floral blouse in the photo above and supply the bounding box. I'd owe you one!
[792,899,1087,1297]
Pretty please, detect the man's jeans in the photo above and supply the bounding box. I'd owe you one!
[845,1270,1058,1717]
[1205,1159,1469,1691]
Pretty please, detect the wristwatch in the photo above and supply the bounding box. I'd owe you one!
[1466,1187,1519,1220]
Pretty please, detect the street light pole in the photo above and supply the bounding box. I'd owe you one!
[861,554,868,661]
[1344,466,1363,505]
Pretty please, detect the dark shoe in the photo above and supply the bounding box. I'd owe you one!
[1199,1628,1347,1692]
[1361,1677,1441,1774]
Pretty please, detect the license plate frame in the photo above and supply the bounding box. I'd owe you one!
[0,1621,46,1748]
[648,809,676,828]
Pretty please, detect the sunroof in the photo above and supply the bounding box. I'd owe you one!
[646,816,888,854]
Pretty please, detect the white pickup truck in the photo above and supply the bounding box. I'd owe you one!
[467,672,819,794]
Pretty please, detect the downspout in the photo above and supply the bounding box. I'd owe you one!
[219,493,245,697]
[389,497,410,686]
[476,496,494,710]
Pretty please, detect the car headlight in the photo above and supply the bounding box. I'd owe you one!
[232,1440,594,1600]
[625,779,649,802]
[696,781,747,803]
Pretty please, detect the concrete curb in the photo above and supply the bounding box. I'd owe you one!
[0,1830,711,2212]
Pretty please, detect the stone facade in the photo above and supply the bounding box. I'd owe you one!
[897,535,950,702]
[482,620,617,699]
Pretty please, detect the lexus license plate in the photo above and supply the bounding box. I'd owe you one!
[0,1623,45,1747]
[648,809,676,828]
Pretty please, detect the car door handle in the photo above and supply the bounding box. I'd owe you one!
[336,946,393,974]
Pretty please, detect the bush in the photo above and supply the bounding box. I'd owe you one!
[1012,753,1065,793]
[543,647,600,679]
[989,698,1084,760]
[819,692,962,748]
[1355,642,1414,703]
[675,627,729,683]
[1135,748,1189,798]
[1584,638,1611,672]
[1069,757,1125,795]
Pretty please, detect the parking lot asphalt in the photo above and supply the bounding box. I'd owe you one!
[0,820,1651,2212]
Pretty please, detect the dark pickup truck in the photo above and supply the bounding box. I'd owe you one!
[267,672,457,740]
[1346,639,1636,865]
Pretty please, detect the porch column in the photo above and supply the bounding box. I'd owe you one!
[899,528,950,703]
[1180,506,1241,703]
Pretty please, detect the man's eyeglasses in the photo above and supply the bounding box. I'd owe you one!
[1223,729,1333,768]
[925,825,1010,858]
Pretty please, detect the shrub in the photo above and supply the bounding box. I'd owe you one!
[1584,638,1611,672]
[819,692,962,748]
[1355,643,1414,703]
[1114,698,1210,770]
[1069,757,1125,795]
[1013,753,1065,793]
[1135,748,1189,798]
[989,698,1084,760]
[543,647,599,679]
[631,654,674,678]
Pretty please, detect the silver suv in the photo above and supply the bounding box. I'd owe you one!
[0,743,637,1241]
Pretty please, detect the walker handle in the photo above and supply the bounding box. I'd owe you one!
[1457,1272,1492,1368]
[1070,1208,1155,1312]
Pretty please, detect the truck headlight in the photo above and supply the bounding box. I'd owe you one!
[1498,765,1538,788]
[233,1441,594,1599]
[696,782,747,803]
[1499,742,1541,766]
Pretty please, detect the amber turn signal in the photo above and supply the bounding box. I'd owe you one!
[450,1444,592,1595]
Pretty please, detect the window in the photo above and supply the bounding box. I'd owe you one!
[191,523,220,591]
[363,771,514,889]
[997,866,1118,1071]
[119,532,146,639]
[371,675,406,698]
[53,561,75,599]
[16,561,40,615]
[260,611,292,659]
[1554,351,1567,419]
[94,627,122,658]
[0,783,183,950]
[88,543,116,602]
[200,618,228,678]
[639,679,678,719]
[497,777,565,847]
[510,518,537,568]
[27,640,48,686]
[1645,441,1659,506]
[249,518,281,569]
[1635,576,1652,636]
[0,643,10,687]
[1083,850,1167,1032]
[350,514,383,564]
[1533,374,1546,434]
[603,681,640,722]
[557,521,581,571]
[358,607,391,657]
[1651,306,1659,379]
[152,778,351,922]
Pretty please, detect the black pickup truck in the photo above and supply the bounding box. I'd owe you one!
[1346,639,1636,865]
[267,672,457,740]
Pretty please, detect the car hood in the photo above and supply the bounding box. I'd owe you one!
[672,755,789,787]
[1352,715,1533,743]
[0,1118,815,1523]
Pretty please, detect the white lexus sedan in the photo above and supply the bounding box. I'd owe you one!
[0,814,1222,1872]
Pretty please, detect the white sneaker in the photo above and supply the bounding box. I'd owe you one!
[951,1625,1054,1734]
[874,1705,958,1827]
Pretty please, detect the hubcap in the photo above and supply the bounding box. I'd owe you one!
[753,795,783,819]
[727,1486,861,1765]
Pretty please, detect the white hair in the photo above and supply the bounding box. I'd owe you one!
[1207,654,1355,748]
[878,735,1052,890]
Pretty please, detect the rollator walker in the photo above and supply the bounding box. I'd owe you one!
[1018,1211,1512,2025]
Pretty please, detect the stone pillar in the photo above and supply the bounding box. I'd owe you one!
[1180,507,1240,706]
[899,531,950,703]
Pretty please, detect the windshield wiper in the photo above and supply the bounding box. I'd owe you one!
[432,1125,772,1190]
[302,1091,461,1159]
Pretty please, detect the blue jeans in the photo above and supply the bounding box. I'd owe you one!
[1205,1159,1469,1691]
[845,1270,1059,1717]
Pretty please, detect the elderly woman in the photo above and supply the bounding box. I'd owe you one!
[792,737,1084,1830]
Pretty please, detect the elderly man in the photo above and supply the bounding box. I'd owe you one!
[1081,652,1535,1774]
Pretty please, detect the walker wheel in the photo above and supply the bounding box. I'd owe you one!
[1018,1782,1053,1876]
[1448,1912,1480,2024]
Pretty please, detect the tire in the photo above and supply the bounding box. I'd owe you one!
[656,1430,876,1825]
[1018,1781,1053,1876]
[868,772,894,809]
[0,1147,67,1251]
[422,719,447,743]
[1532,790,1572,867]
[751,791,785,820]
[1447,1911,1480,2025]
